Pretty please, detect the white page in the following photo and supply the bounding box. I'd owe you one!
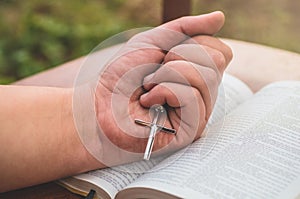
[207,73,253,126]
[123,81,300,199]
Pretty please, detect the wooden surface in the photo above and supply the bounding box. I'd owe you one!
[162,0,191,23]
[0,182,83,199]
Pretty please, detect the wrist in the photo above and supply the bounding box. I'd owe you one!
[62,88,105,173]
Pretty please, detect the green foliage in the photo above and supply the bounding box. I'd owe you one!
[1,0,300,84]
[0,0,144,84]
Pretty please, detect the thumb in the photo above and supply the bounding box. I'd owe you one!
[128,11,225,51]
[161,11,225,36]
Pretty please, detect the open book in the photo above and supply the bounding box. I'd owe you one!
[59,73,300,199]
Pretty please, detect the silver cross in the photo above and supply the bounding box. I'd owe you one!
[135,105,176,160]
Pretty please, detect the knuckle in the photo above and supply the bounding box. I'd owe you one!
[219,41,233,63]
[209,49,227,71]
[227,46,233,62]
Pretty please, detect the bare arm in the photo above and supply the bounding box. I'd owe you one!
[0,86,102,192]
[13,44,122,88]
[224,39,300,92]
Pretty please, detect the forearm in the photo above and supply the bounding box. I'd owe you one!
[0,86,102,192]
[223,39,300,92]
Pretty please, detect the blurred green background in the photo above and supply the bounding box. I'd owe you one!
[0,0,299,84]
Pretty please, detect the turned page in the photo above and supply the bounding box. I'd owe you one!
[120,82,300,199]
[60,73,252,198]
[207,73,253,125]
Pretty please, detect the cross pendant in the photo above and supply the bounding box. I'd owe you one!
[135,105,176,160]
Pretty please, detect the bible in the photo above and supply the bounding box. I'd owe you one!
[59,73,300,199]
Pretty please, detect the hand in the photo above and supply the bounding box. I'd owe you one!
[74,11,233,166]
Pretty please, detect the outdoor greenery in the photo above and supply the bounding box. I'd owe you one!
[0,0,160,84]
[192,0,300,53]
[0,0,299,84]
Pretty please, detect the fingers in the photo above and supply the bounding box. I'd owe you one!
[143,61,218,120]
[164,36,232,74]
[101,12,227,92]
[142,36,231,119]
[139,82,207,142]
[163,44,225,75]
[182,35,233,66]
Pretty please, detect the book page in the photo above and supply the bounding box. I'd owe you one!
[59,73,252,198]
[207,73,253,126]
[60,158,162,199]
[119,81,300,199]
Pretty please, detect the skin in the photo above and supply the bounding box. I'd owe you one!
[0,11,233,192]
